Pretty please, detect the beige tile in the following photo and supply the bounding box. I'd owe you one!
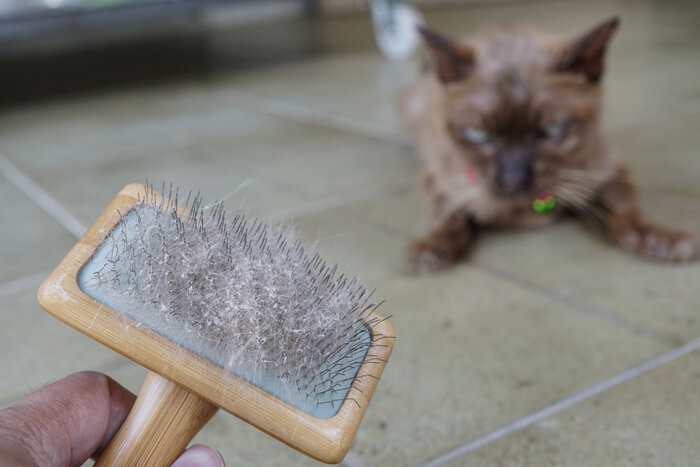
[291,202,410,285]
[608,115,700,195]
[0,179,76,285]
[469,351,700,467]
[348,268,669,465]
[196,112,419,199]
[0,85,323,224]
[24,139,312,229]
[215,53,417,136]
[3,264,669,466]
[0,86,268,175]
[3,89,416,226]
[0,289,120,402]
[468,191,700,344]
[603,59,700,132]
[346,186,427,239]
[0,100,113,169]
[641,0,700,47]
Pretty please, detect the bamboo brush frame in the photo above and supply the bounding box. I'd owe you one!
[38,183,395,464]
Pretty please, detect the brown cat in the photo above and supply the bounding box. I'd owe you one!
[400,17,698,273]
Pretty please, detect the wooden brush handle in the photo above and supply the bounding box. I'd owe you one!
[96,371,219,467]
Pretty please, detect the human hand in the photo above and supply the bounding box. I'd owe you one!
[0,371,224,467]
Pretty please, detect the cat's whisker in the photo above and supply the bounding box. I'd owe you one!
[558,192,609,227]
[557,169,618,189]
[560,187,613,225]
[556,181,597,197]
[558,167,615,177]
[554,183,596,208]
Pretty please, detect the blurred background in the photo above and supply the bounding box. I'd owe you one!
[1,0,700,466]
[0,0,425,105]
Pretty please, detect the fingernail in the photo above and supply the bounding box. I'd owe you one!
[171,445,225,467]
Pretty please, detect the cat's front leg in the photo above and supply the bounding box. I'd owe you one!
[588,168,697,262]
[407,210,474,273]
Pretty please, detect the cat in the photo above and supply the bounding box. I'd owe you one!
[400,17,698,273]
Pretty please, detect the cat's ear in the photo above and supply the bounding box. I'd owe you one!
[418,26,475,83]
[557,17,620,82]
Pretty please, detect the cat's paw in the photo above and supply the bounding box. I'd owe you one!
[407,240,456,274]
[618,226,697,262]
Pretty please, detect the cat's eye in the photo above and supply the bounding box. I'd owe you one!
[460,126,489,145]
[543,121,568,141]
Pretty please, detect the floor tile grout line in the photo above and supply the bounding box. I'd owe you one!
[417,337,700,467]
[237,91,413,148]
[0,155,86,240]
[344,208,676,345]
[472,261,676,345]
[0,271,49,297]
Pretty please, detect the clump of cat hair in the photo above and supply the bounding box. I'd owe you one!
[88,184,385,411]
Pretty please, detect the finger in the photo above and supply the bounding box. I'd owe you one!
[0,371,135,467]
[170,445,225,467]
[94,375,137,456]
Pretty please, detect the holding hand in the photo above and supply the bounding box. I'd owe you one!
[0,371,224,467]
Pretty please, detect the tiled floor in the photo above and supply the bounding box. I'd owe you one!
[1,0,700,465]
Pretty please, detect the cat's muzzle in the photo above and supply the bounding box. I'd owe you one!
[496,161,533,195]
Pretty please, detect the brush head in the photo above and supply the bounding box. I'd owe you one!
[38,183,394,463]
[78,185,374,418]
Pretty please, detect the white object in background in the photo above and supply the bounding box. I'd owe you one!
[369,0,424,61]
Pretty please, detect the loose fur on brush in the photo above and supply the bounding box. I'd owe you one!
[401,17,698,273]
[86,184,385,411]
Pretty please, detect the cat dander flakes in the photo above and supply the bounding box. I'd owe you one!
[401,17,697,273]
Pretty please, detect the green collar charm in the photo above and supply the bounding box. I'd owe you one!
[533,191,556,214]
[462,165,556,214]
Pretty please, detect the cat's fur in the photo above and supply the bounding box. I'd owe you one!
[400,17,697,273]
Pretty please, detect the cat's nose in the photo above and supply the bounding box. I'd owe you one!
[497,163,532,194]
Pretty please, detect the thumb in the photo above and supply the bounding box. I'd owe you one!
[171,445,225,467]
[0,371,135,467]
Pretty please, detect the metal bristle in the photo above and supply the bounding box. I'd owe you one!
[94,184,381,408]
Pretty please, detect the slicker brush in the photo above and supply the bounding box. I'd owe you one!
[37,183,394,465]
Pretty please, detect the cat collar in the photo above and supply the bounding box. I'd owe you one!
[463,165,556,214]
